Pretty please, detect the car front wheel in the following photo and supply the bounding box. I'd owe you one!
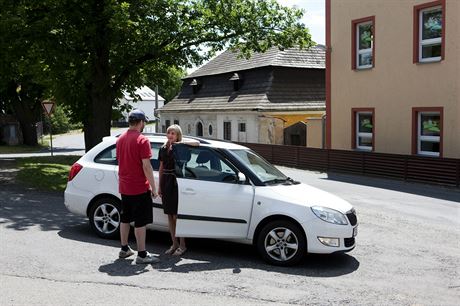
[257,220,306,266]
[89,197,121,239]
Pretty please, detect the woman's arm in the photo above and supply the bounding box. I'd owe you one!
[181,138,200,147]
[158,161,164,197]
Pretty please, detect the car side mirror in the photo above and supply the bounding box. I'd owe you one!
[237,172,246,184]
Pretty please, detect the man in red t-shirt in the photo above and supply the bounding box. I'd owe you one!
[116,109,159,264]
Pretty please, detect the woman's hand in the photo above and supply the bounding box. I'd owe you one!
[151,189,159,199]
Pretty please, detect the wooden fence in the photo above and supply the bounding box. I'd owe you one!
[239,143,460,187]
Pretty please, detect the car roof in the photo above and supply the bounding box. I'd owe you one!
[102,133,249,150]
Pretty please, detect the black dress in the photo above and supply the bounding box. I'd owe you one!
[159,144,178,215]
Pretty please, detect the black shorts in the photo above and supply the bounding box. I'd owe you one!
[120,191,153,228]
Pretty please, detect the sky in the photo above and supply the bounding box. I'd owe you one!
[278,0,325,45]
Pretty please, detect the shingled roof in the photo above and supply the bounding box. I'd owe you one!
[186,45,325,79]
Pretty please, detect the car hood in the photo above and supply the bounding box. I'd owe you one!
[269,183,353,213]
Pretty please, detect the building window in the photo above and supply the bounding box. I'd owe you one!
[196,122,203,136]
[223,122,231,140]
[238,122,246,132]
[352,16,375,70]
[208,124,213,136]
[414,1,445,63]
[412,108,443,157]
[165,120,171,128]
[190,78,202,94]
[352,109,374,151]
[174,120,179,125]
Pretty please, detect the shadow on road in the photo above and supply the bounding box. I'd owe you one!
[324,172,460,203]
[59,224,359,278]
[0,185,360,278]
[0,187,87,232]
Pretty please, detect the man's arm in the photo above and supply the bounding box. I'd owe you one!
[142,159,157,198]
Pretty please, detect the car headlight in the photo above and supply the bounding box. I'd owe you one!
[311,206,348,225]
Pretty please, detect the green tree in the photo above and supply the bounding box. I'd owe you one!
[4,0,312,151]
[0,2,48,145]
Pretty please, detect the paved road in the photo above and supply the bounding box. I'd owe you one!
[0,128,128,159]
[0,164,459,305]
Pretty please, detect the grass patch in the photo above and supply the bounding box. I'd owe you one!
[16,155,81,192]
[0,138,50,154]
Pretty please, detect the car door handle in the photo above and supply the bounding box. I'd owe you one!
[181,188,196,195]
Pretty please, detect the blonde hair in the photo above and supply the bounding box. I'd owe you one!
[166,124,183,143]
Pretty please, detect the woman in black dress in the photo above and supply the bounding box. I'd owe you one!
[158,124,198,256]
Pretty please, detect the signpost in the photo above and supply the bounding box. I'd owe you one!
[41,100,56,156]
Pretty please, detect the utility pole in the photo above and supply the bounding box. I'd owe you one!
[155,84,159,133]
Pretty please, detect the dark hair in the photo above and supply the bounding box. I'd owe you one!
[129,118,142,126]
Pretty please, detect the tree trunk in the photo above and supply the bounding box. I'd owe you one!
[7,82,38,146]
[83,0,114,152]
[83,90,113,151]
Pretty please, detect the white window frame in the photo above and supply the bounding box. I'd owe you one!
[356,21,373,69]
[419,6,442,63]
[417,112,440,157]
[356,112,373,151]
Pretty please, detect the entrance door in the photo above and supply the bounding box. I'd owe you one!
[174,145,254,238]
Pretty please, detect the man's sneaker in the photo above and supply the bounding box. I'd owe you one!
[135,252,160,264]
[119,247,135,259]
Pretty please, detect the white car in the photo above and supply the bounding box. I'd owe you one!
[64,134,357,266]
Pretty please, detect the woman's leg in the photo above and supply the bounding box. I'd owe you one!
[172,215,186,250]
[168,214,179,248]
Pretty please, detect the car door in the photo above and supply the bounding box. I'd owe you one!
[174,145,254,239]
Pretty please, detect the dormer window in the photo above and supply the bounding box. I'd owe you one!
[229,73,242,91]
[190,78,201,94]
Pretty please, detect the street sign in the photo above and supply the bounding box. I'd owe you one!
[41,100,55,116]
[41,100,55,157]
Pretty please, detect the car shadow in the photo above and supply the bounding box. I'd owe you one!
[59,224,360,278]
[322,172,460,202]
[0,186,360,277]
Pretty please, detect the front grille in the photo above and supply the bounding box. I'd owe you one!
[346,210,357,226]
[344,237,355,247]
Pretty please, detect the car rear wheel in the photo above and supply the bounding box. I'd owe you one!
[257,220,306,266]
[89,197,121,239]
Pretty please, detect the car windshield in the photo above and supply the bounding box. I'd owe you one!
[229,149,288,183]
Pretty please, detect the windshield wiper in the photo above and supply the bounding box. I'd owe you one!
[287,177,301,185]
[264,178,289,185]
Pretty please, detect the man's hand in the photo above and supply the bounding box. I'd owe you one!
[151,189,158,199]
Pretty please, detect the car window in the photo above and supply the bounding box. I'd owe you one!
[173,145,238,183]
[94,142,162,170]
[94,145,117,165]
[150,142,162,170]
[229,149,287,183]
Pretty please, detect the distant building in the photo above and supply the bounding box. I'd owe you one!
[116,86,165,124]
[158,46,326,146]
[326,0,459,158]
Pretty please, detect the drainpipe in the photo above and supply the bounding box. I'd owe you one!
[321,114,327,149]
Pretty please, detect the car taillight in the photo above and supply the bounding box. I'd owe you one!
[68,163,83,181]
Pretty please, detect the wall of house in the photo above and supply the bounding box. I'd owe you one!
[120,98,165,122]
[160,112,259,143]
[330,0,460,158]
[306,117,324,149]
[216,113,259,143]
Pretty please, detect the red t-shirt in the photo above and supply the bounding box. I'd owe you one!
[116,130,152,195]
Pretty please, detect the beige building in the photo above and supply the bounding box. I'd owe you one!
[326,0,459,158]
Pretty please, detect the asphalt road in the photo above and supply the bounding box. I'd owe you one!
[0,164,459,305]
